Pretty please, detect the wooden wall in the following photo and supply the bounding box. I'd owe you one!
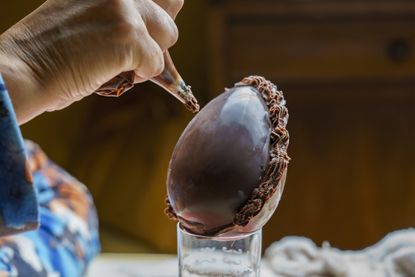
[209,0,415,250]
[1,0,414,253]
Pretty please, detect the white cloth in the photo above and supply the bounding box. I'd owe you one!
[264,229,415,277]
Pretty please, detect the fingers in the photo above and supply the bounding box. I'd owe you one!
[128,0,184,81]
[152,0,184,19]
[134,75,147,83]
[133,30,164,79]
[142,1,178,52]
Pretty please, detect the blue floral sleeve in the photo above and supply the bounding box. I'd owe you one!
[0,75,100,276]
[0,74,38,235]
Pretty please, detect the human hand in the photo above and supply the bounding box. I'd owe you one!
[0,0,183,123]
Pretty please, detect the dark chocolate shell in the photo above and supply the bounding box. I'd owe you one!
[166,76,289,237]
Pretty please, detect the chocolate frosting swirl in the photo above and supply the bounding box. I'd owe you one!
[232,76,290,227]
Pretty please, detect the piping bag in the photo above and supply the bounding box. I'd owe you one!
[95,51,200,113]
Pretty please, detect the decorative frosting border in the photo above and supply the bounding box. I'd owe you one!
[233,76,290,226]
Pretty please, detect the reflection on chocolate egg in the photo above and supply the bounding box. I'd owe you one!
[166,76,290,237]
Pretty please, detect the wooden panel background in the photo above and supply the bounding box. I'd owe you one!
[209,0,415,250]
[1,0,414,253]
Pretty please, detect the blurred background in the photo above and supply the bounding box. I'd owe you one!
[1,0,414,254]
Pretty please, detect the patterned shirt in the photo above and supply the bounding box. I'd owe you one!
[0,74,100,276]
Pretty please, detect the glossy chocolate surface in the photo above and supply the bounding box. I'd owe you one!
[166,76,290,237]
[167,86,271,235]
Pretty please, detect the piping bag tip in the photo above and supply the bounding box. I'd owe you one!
[182,86,200,114]
[149,51,199,113]
[151,75,200,113]
[95,51,200,113]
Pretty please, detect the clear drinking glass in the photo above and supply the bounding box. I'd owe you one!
[178,224,262,277]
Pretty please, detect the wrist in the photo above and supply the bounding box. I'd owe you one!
[0,33,45,124]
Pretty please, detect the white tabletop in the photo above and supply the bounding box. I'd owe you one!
[87,253,275,277]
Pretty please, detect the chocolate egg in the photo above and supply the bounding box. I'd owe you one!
[166,76,290,237]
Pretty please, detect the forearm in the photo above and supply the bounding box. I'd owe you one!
[0,33,45,124]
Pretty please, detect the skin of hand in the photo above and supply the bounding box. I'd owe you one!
[0,0,183,124]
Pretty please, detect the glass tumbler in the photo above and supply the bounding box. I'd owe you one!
[178,224,262,277]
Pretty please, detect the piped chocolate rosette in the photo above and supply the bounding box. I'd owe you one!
[166,76,290,237]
